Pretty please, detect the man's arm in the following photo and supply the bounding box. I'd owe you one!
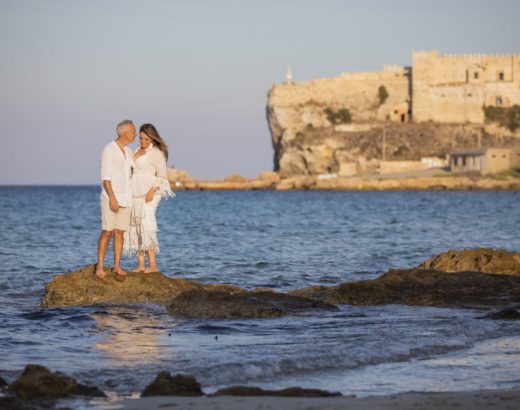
[101,146,119,212]
[103,180,119,213]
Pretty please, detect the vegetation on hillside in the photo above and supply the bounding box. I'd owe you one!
[324,108,352,124]
[483,105,520,132]
[378,85,389,105]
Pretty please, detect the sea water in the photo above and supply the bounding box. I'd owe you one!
[0,187,519,397]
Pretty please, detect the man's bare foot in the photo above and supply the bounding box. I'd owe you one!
[113,267,128,277]
[132,266,145,273]
[144,266,158,273]
[95,268,106,279]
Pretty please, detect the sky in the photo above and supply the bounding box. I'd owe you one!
[1,0,519,184]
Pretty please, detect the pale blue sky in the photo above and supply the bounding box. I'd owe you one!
[1,0,519,184]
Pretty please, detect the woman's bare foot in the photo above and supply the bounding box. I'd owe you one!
[144,266,158,273]
[132,266,145,273]
[95,268,106,279]
[113,267,128,277]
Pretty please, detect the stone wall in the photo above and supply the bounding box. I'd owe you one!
[267,50,520,175]
[413,50,520,123]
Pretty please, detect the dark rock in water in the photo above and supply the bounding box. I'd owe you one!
[290,268,520,308]
[41,264,244,308]
[487,307,520,320]
[419,248,520,275]
[166,289,338,319]
[8,364,105,400]
[0,396,65,410]
[0,376,7,389]
[211,385,341,397]
[141,372,203,397]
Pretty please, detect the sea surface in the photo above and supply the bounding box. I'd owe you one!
[1,187,520,402]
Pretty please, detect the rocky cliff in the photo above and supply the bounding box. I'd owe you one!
[266,76,520,176]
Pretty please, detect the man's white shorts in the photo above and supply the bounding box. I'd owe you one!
[101,198,131,231]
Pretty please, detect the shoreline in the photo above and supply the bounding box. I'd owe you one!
[169,173,520,191]
[93,387,520,409]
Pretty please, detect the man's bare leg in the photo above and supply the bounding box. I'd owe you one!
[144,250,158,273]
[113,229,127,276]
[96,230,113,278]
[132,252,146,272]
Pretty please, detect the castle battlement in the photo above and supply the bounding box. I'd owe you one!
[272,50,519,126]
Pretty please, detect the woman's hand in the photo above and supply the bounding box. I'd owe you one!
[145,189,156,203]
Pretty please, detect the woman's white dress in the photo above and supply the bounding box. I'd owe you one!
[124,146,175,255]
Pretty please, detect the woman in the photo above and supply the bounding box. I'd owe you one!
[124,123,175,272]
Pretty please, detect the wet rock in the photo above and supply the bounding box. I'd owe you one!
[8,364,105,400]
[419,248,520,275]
[166,289,338,319]
[211,385,341,397]
[141,372,203,397]
[41,264,244,308]
[487,307,520,320]
[0,376,7,389]
[290,268,520,308]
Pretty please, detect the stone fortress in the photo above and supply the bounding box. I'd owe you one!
[266,50,520,176]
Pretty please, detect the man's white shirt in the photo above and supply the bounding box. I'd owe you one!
[100,141,133,207]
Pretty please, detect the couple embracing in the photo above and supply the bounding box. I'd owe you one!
[95,120,175,279]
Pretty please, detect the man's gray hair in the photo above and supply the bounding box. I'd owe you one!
[116,119,134,136]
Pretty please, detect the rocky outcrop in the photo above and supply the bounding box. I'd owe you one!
[211,386,341,397]
[41,264,244,308]
[8,365,105,400]
[419,248,520,275]
[289,268,520,308]
[486,307,520,320]
[267,78,520,176]
[141,372,203,397]
[167,168,280,191]
[43,248,520,312]
[166,289,338,319]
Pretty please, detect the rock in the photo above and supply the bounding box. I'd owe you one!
[41,264,244,308]
[166,289,338,319]
[275,175,316,190]
[0,376,7,389]
[0,396,54,410]
[418,248,520,275]
[141,372,203,397]
[257,171,280,183]
[487,307,520,320]
[290,268,520,308]
[224,173,247,183]
[211,385,341,397]
[8,364,105,400]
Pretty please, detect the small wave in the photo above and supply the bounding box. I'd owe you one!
[196,324,240,334]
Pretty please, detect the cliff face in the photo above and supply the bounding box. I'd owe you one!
[266,74,520,176]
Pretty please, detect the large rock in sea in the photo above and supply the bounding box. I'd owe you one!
[211,385,341,397]
[141,372,203,397]
[8,364,105,400]
[166,289,338,319]
[418,248,520,275]
[290,267,520,308]
[41,264,244,308]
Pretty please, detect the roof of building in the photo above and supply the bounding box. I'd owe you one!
[450,147,511,156]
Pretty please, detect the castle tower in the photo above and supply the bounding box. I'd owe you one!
[286,66,293,84]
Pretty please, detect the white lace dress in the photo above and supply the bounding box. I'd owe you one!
[124,146,175,255]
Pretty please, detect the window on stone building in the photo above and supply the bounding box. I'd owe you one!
[462,157,466,166]
[499,71,504,81]
[474,72,479,79]
[496,97,503,106]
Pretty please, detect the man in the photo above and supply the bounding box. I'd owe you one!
[95,120,136,279]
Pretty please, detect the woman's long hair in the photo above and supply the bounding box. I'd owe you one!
[140,123,169,162]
